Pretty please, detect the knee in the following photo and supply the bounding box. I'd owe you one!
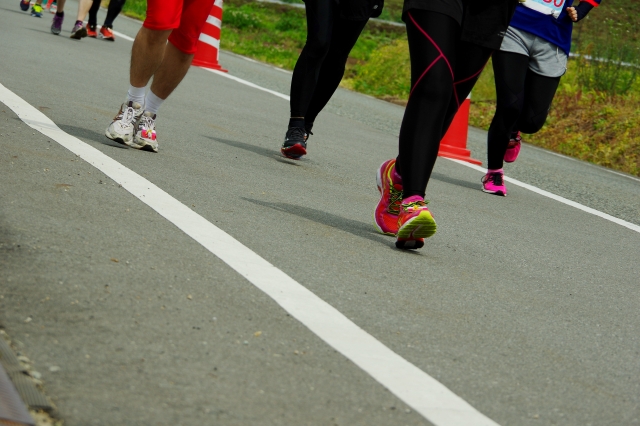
[304,34,331,59]
[411,77,451,101]
[518,111,549,134]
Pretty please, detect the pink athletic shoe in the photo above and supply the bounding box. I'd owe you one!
[482,170,507,196]
[374,158,403,236]
[395,196,437,250]
[504,131,521,163]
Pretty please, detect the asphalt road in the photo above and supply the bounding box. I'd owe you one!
[0,1,639,425]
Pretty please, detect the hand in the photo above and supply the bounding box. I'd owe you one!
[566,1,595,22]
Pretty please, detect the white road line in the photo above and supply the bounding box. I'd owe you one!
[0,83,501,426]
[111,29,135,42]
[448,159,640,234]
[531,146,640,183]
[204,68,291,100]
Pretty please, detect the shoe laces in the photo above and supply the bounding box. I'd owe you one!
[387,185,403,215]
[115,105,136,128]
[401,199,429,212]
[484,172,504,186]
[287,126,307,141]
[138,114,155,130]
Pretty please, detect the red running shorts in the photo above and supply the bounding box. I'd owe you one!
[143,0,216,54]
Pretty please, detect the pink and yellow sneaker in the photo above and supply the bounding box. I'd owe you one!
[481,170,507,196]
[504,131,521,163]
[374,158,403,235]
[395,196,437,250]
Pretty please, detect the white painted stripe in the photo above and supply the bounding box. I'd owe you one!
[214,0,223,8]
[447,159,640,234]
[0,83,501,426]
[110,29,135,42]
[198,33,220,50]
[206,15,222,28]
[203,68,290,101]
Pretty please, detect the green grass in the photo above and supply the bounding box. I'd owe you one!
[119,0,640,176]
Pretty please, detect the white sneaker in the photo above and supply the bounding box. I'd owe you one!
[105,101,143,145]
[133,111,159,153]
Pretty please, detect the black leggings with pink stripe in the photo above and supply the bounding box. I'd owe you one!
[396,10,493,199]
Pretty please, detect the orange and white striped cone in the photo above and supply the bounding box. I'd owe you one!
[437,94,482,165]
[192,0,227,72]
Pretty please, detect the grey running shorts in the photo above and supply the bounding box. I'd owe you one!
[499,26,568,78]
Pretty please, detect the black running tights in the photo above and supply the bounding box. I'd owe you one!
[487,50,561,169]
[88,0,126,28]
[396,10,493,199]
[290,0,367,123]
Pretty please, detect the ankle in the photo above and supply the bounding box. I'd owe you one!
[289,117,305,128]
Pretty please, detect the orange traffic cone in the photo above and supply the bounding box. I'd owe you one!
[192,0,227,72]
[437,95,482,165]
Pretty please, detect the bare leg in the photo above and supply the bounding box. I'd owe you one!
[148,42,193,99]
[56,0,66,13]
[75,0,92,21]
[129,27,172,88]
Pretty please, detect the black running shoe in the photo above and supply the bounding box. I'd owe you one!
[281,126,308,159]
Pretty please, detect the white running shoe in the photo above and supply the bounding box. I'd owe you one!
[133,111,159,153]
[105,101,143,145]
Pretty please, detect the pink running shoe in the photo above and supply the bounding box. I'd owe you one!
[395,197,437,250]
[504,131,521,163]
[374,158,403,235]
[482,170,507,196]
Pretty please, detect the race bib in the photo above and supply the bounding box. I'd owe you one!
[520,0,566,18]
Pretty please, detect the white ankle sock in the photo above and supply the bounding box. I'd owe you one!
[127,85,146,106]
[144,91,164,115]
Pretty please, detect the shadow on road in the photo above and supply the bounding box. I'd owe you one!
[243,197,407,249]
[58,124,126,150]
[205,135,304,167]
[430,172,479,191]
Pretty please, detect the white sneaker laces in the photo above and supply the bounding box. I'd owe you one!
[138,115,155,131]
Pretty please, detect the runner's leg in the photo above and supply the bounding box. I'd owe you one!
[516,71,560,134]
[88,0,100,28]
[304,12,368,131]
[50,0,66,34]
[103,0,126,28]
[70,0,92,38]
[395,10,459,198]
[281,0,335,158]
[440,40,493,140]
[289,0,335,120]
[486,51,530,170]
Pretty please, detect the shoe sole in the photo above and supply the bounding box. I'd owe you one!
[281,143,306,160]
[396,211,437,250]
[482,187,507,197]
[105,128,133,146]
[373,160,397,236]
[134,135,158,153]
[70,27,87,39]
